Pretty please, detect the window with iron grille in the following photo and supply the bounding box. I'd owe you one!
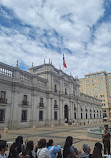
[54,111,57,120]
[74,113,76,119]
[22,95,28,105]
[0,91,7,104]
[39,98,44,107]
[81,113,83,119]
[54,85,57,92]
[0,109,5,123]
[21,110,27,122]
[40,98,43,103]
[39,111,43,121]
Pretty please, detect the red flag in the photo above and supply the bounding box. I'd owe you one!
[63,54,67,68]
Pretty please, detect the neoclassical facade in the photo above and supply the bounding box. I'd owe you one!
[0,62,102,129]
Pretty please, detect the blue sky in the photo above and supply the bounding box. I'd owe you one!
[0,0,111,78]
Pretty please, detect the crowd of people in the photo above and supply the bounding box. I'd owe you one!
[0,135,107,158]
[0,125,110,158]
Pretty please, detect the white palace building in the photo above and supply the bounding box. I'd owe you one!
[0,61,102,129]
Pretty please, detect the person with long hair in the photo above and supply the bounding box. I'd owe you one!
[63,136,78,158]
[8,136,23,158]
[91,142,103,158]
[19,140,34,158]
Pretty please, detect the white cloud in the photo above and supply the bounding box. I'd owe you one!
[1,0,111,78]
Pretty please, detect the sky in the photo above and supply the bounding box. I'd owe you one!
[0,0,111,78]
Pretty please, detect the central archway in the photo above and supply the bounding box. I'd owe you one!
[64,105,68,123]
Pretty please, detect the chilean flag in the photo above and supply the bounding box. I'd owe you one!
[63,54,67,68]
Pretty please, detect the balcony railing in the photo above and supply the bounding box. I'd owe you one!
[0,98,7,104]
[54,89,57,92]
[39,103,44,107]
[54,104,58,109]
[22,101,29,105]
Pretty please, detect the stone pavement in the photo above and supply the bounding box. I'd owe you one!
[0,123,103,152]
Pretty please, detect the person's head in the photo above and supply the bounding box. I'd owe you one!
[0,140,8,153]
[104,125,108,130]
[82,144,91,154]
[63,136,74,158]
[92,142,102,158]
[95,142,102,151]
[26,141,34,151]
[38,139,47,148]
[15,136,23,145]
[47,139,53,147]
[65,136,73,146]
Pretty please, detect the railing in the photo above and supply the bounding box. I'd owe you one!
[54,89,57,92]
[0,98,7,104]
[39,103,44,107]
[22,101,29,105]
[0,67,13,77]
[54,104,58,109]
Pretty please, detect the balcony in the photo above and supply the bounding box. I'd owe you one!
[54,104,58,109]
[54,89,57,93]
[0,98,7,104]
[39,103,44,107]
[22,100,29,106]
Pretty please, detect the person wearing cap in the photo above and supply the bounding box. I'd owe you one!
[102,125,110,155]
[80,144,91,158]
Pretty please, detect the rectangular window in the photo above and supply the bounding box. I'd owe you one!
[54,85,57,92]
[74,112,76,120]
[22,95,28,105]
[39,98,44,107]
[54,100,57,105]
[40,98,43,103]
[65,88,67,95]
[54,111,57,120]
[92,79,96,82]
[21,110,27,122]
[0,91,7,104]
[0,109,5,123]
[23,95,27,102]
[92,83,96,86]
[39,111,43,121]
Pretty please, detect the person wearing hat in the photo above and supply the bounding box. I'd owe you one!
[80,144,91,158]
[102,125,110,155]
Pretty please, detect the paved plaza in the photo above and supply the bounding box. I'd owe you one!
[0,123,103,152]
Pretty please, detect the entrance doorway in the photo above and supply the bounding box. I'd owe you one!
[64,105,68,123]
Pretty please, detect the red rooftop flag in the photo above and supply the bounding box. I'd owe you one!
[63,54,67,68]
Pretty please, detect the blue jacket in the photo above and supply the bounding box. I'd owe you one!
[48,145,61,158]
